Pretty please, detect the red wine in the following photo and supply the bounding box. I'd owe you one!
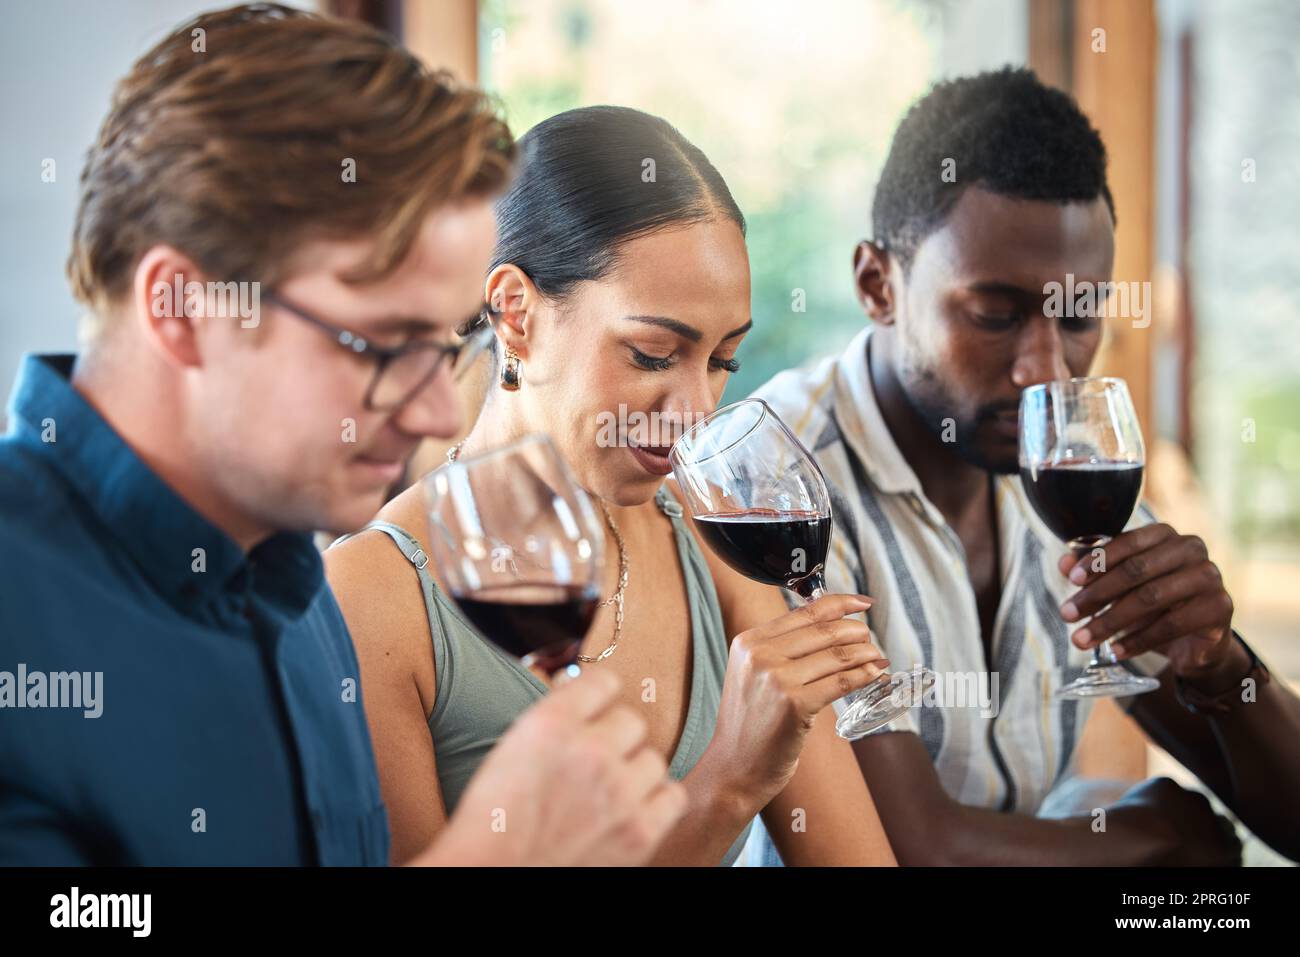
[695,509,831,596]
[453,585,599,675]
[1019,461,1144,545]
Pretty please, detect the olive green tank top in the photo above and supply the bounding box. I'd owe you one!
[338,485,752,867]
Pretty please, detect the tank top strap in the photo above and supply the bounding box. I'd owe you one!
[334,520,432,570]
[653,483,711,602]
[654,485,705,589]
[654,484,686,519]
[330,521,459,712]
[653,483,731,770]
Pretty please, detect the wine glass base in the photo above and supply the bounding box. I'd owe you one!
[1054,665,1160,700]
[835,666,936,741]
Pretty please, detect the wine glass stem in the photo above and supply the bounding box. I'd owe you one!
[796,571,828,604]
[1089,639,1117,670]
[1068,535,1114,672]
[797,569,894,705]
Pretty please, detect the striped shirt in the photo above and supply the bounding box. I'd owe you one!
[751,327,1166,816]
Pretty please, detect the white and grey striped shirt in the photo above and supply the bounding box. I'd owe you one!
[751,326,1165,816]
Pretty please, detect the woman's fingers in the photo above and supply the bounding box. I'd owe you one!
[765,615,875,660]
[736,593,871,644]
[783,640,889,687]
[799,663,890,714]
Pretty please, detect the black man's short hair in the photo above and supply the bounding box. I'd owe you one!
[871,67,1115,270]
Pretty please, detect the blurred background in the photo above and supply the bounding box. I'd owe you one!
[2,0,1296,862]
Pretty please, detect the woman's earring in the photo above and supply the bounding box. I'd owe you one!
[500,348,522,391]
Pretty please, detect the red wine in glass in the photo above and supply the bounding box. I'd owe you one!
[1019,461,1145,546]
[694,509,832,599]
[453,584,600,676]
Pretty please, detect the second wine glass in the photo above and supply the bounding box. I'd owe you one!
[423,433,606,680]
[670,398,935,738]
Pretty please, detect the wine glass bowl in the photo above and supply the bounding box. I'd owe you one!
[670,398,935,738]
[671,399,834,599]
[423,434,606,679]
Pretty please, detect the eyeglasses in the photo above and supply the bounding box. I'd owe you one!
[264,293,497,411]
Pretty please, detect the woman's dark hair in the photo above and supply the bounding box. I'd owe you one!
[490,105,745,302]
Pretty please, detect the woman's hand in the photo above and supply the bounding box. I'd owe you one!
[705,593,888,811]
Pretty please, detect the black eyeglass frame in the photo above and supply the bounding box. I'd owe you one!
[263,293,498,411]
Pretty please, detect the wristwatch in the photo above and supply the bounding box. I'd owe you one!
[1174,630,1271,716]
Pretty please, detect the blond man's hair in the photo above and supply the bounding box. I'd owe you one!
[67,2,515,337]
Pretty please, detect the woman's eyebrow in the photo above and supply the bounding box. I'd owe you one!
[623,314,753,342]
[723,318,753,340]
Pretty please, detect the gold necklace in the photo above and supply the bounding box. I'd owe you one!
[447,439,628,662]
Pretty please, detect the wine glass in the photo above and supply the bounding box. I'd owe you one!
[422,433,606,680]
[1019,376,1160,699]
[670,398,935,738]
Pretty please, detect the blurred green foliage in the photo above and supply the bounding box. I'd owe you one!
[477,0,935,400]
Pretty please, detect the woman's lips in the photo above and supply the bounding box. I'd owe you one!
[628,443,674,476]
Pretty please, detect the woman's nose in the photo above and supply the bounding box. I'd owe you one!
[665,376,719,439]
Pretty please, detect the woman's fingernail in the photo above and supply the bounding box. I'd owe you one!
[1060,601,1079,622]
[1073,627,1092,647]
[1069,566,1088,584]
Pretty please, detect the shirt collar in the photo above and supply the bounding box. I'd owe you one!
[831,333,1049,562]
[831,326,925,497]
[6,353,323,618]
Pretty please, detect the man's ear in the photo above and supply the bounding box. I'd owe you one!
[484,263,538,360]
[852,239,897,326]
[131,245,210,368]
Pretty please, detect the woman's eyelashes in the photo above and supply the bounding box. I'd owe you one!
[629,346,674,371]
[629,346,741,374]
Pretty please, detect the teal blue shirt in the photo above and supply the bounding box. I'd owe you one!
[0,354,389,865]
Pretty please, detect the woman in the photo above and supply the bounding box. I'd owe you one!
[325,106,897,865]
